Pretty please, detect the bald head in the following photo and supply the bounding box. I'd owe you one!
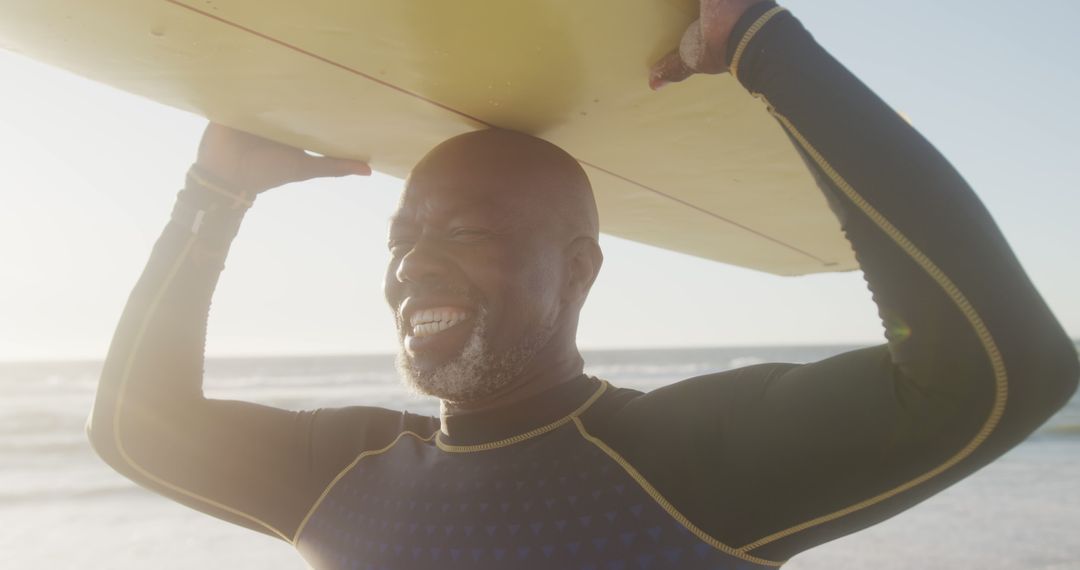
[407,129,599,241]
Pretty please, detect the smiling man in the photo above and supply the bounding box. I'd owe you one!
[89,1,1077,568]
[388,130,601,410]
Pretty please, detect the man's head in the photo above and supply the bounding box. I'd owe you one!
[384,129,602,403]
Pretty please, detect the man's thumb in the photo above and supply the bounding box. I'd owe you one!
[297,155,372,181]
[649,49,695,90]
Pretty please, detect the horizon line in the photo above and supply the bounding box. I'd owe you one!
[3,339,1079,367]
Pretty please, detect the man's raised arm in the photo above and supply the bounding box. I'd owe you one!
[612,1,1080,563]
[86,125,425,542]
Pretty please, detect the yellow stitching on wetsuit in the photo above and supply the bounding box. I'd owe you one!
[571,417,785,567]
[729,6,788,81]
[734,95,1008,554]
[187,168,254,209]
[106,233,292,542]
[292,429,439,545]
[435,380,609,453]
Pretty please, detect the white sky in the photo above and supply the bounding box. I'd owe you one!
[1,0,1078,362]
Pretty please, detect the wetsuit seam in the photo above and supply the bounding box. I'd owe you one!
[106,232,294,542]
[434,380,609,453]
[291,429,440,545]
[729,5,788,82]
[734,96,1008,554]
[571,416,785,567]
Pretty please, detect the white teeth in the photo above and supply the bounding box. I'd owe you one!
[408,307,470,338]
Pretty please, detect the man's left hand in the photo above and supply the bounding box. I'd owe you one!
[649,0,768,89]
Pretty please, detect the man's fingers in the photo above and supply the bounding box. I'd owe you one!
[296,155,372,181]
[649,14,735,89]
[649,49,695,90]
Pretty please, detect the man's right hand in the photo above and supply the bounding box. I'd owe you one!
[194,122,372,195]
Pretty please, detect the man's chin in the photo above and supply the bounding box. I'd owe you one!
[394,332,475,392]
[394,313,493,402]
[393,311,555,403]
[395,349,492,403]
[397,351,447,377]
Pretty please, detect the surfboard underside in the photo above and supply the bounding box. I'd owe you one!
[0,0,858,276]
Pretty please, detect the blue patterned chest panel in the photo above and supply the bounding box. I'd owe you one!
[296,422,776,570]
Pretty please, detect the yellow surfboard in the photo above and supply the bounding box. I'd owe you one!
[0,0,856,275]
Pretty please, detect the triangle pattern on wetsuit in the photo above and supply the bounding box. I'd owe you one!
[296,422,770,569]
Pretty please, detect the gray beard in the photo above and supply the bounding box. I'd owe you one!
[395,308,553,403]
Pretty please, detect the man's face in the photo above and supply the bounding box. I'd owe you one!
[383,151,565,402]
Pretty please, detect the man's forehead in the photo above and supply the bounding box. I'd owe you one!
[391,188,525,226]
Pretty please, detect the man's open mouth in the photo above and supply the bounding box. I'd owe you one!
[408,307,472,338]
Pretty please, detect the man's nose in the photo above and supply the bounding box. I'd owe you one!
[394,240,449,285]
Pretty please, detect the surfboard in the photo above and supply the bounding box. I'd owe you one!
[0,0,857,276]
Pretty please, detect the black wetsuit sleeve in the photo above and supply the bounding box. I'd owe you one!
[591,3,1079,563]
[87,178,437,542]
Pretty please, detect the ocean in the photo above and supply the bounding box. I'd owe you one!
[2,344,1078,569]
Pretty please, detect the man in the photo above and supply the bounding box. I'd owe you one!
[89,1,1077,568]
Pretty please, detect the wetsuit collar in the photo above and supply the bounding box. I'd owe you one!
[439,374,599,446]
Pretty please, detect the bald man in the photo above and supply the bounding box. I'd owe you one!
[89,1,1077,568]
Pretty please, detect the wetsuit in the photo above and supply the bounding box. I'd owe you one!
[88,3,1079,568]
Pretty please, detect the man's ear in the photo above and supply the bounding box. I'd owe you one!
[563,236,604,306]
